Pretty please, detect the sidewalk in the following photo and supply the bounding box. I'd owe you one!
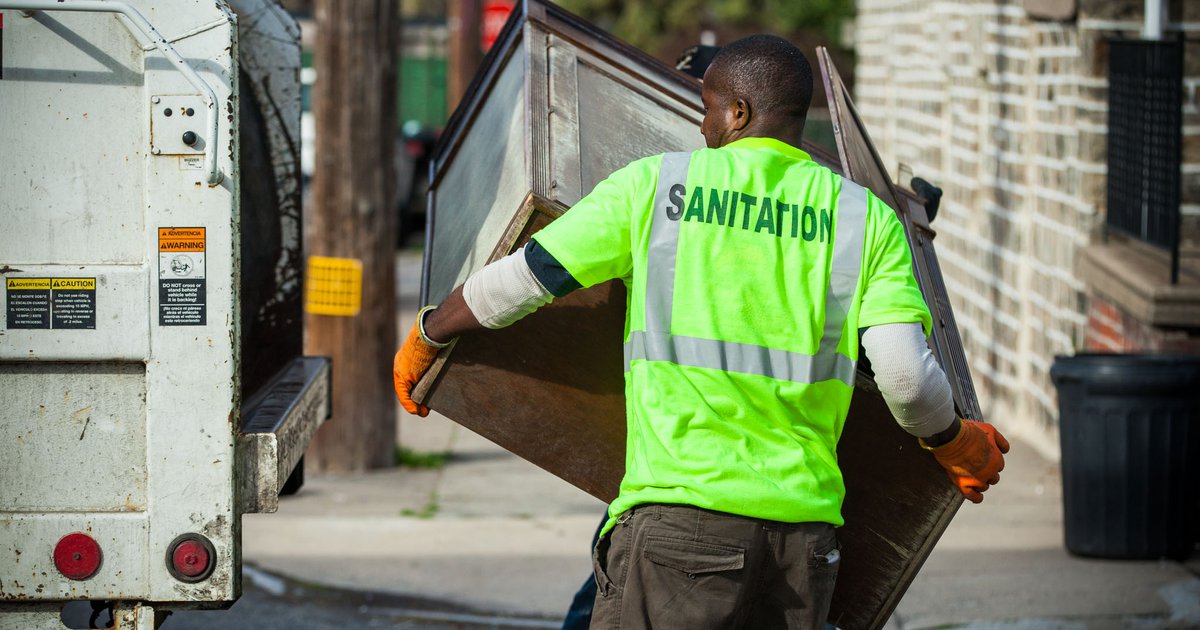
[243,411,1200,629]
[888,441,1200,629]
[242,249,1200,627]
[243,409,605,621]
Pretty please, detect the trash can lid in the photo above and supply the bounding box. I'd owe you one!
[1050,353,1200,390]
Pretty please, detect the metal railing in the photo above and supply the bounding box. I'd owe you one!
[1105,38,1183,283]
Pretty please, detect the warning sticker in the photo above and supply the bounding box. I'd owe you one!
[158,227,206,326]
[51,278,97,329]
[159,280,206,325]
[158,227,207,253]
[6,277,51,329]
[5,277,97,330]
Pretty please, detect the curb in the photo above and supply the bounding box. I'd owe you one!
[242,563,564,629]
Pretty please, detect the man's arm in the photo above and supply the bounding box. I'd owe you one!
[861,322,1009,503]
[395,157,646,416]
[856,189,1009,503]
[423,241,562,341]
[861,323,959,445]
[394,244,570,416]
[421,286,478,342]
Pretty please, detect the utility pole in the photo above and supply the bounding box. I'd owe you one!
[305,0,400,471]
[448,0,482,110]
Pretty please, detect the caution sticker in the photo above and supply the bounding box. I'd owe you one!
[51,278,97,329]
[6,277,96,330]
[158,227,206,326]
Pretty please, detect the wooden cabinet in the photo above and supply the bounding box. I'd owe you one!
[417,3,983,627]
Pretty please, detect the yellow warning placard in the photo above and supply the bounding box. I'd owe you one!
[51,278,96,290]
[158,227,207,252]
[305,256,363,317]
[5,276,96,329]
[7,278,51,290]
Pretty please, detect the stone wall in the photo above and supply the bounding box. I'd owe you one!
[853,0,1199,455]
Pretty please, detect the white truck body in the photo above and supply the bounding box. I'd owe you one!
[0,1,325,627]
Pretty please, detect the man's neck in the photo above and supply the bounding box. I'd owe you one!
[725,122,805,149]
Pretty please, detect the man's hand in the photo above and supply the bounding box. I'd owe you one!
[922,420,1010,503]
[394,313,442,417]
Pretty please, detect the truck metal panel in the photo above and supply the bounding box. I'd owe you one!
[0,0,242,608]
[0,1,327,624]
[1,363,148,513]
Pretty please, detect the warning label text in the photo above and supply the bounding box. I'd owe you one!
[5,276,96,330]
[158,226,207,326]
[159,279,206,326]
[158,227,207,253]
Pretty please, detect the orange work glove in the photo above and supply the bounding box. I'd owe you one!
[393,309,444,417]
[922,420,1010,504]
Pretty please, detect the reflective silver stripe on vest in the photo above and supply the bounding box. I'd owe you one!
[822,180,868,356]
[625,330,859,385]
[626,153,868,386]
[644,152,692,332]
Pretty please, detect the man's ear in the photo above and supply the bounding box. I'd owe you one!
[730,98,750,131]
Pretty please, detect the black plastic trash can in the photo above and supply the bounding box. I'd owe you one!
[1051,354,1200,560]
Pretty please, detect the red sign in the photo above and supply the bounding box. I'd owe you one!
[481,0,515,52]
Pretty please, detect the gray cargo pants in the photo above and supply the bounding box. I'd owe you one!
[590,504,839,630]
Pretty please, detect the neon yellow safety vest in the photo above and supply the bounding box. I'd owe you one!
[532,137,932,535]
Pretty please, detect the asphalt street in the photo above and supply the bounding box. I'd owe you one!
[162,566,560,630]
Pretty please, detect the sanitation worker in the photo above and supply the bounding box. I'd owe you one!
[393,34,1009,630]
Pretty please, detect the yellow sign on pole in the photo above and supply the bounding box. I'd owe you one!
[305,256,363,316]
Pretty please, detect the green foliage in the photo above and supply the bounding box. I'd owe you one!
[400,491,441,519]
[556,0,854,51]
[394,446,450,469]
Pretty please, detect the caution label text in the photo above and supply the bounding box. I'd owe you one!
[5,276,96,330]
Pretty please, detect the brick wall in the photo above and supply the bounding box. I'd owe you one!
[853,0,1199,454]
[1087,295,1200,354]
[1187,0,1200,247]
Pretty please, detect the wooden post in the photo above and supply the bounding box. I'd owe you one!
[305,0,400,471]
[448,0,483,110]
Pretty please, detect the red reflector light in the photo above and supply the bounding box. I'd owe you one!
[53,533,102,581]
[166,534,215,582]
[172,540,209,577]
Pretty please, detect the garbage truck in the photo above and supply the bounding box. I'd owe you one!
[0,1,328,627]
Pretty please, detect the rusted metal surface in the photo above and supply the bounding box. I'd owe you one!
[418,3,981,628]
[0,363,149,513]
[238,357,332,514]
[235,1,306,397]
[415,193,630,499]
[228,0,325,505]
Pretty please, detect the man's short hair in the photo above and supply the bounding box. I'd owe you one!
[707,35,813,123]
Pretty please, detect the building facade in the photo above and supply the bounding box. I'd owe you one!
[853,0,1199,455]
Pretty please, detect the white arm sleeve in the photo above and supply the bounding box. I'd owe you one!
[861,322,957,438]
[462,246,554,329]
